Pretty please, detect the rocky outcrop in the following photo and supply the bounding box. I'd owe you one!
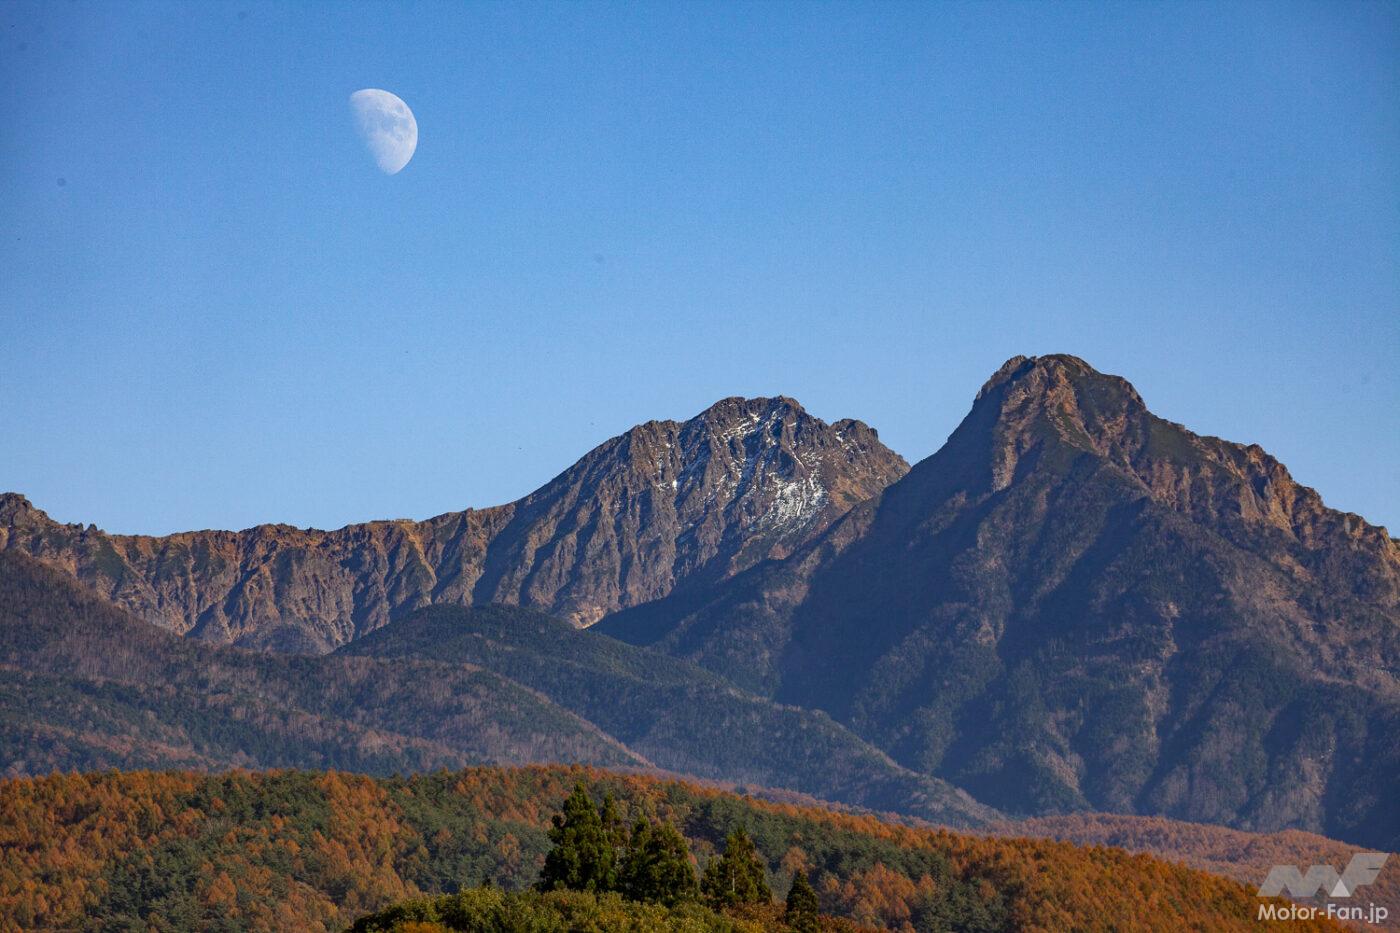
[0,397,906,652]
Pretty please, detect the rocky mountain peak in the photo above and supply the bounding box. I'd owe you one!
[940,355,1148,495]
[479,395,909,626]
[973,355,1148,457]
[0,497,22,550]
[679,397,831,465]
[976,352,1115,396]
[0,493,41,523]
[0,495,56,549]
[961,356,1396,555]
[694,394,805,424]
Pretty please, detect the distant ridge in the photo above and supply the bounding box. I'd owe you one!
[0,396,906,651]
[0,549,642,775]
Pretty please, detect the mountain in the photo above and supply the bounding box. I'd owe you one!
[0,397,905,652]
[7,355,1396,848]
[601,355,1400,849]
[0,548,991,828]
[0,765,1340,932]
[338,604,994,827]
[0,550,642,776]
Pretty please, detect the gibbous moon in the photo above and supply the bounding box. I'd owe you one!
[349,89,417,175]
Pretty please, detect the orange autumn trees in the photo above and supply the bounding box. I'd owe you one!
[0,765,1345,933]
[989,812,1400,925]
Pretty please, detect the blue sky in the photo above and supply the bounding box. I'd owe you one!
[2,0,1397,535]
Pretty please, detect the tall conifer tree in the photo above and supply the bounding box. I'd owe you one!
[537,782,616,893]
[620,818,698,906]
[785,869,820,932]
[700,826,770,908]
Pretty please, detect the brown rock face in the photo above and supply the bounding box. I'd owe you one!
[0,397,906,652]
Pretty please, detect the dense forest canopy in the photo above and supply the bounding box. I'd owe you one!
[0,766,1341,932]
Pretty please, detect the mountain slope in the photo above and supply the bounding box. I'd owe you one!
[601,355,1400,849]
[988,813,1400,928]
[0,550,642,776]
[0,397,905,652]
[0,766,1339,932]
[339,604,995,828]
[0,549,992,829]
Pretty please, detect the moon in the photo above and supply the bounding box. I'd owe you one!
[349,89,417,175]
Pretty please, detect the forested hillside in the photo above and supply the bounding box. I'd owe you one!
[350,887,866,933]
[0,551,638,775]
[991,813,1400,929]
[341,604,992,826]
[0,551,990,827]
[0,766,1339,932]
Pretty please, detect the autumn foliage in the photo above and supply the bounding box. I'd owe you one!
[992,813,1400,930]
[0,766,1345,932]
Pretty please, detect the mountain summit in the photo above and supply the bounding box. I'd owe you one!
[0,397,906,651]
[473,395,906,624]
[974,355,1396,558]
[601,355,1400,848]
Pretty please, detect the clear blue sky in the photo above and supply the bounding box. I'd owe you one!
[2,1,1397,535]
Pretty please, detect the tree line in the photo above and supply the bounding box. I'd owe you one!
[536,781,820,931]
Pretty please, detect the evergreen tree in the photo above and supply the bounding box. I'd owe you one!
[700,826,770,908]
[620,818,698,906]
[536,782,616,893]
[599,792,627,850]
[784,870,820,933]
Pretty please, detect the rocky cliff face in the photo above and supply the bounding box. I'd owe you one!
[601,356,1400,849]
[0,397,906,652]
[474,396,904,625]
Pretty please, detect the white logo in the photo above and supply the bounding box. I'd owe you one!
[1258,853,1389,898]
